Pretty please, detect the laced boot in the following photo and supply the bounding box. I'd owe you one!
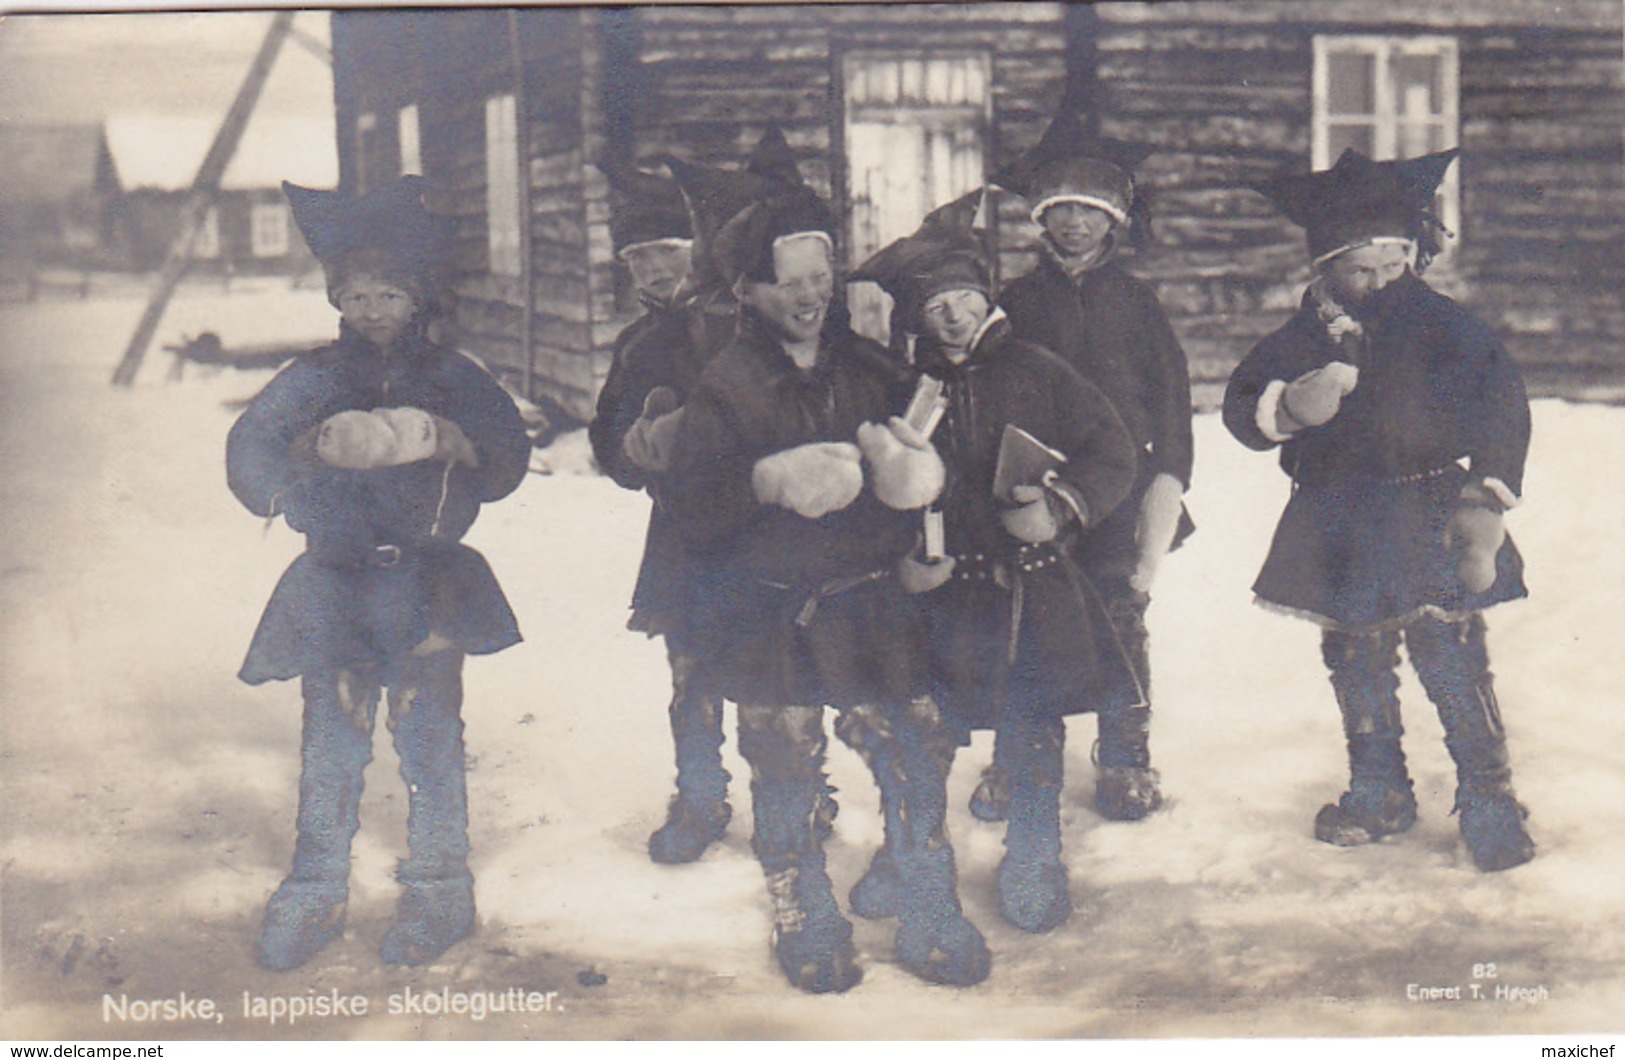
[1315,629,1417,846]
[259,669,375,971]
[649,660,732,864]
[997,715,1072,933]
[1410,616,1535,873]
[1094,706,1162,821]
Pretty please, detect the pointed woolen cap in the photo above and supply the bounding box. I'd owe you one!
[744,123,804,186]
[1253,146,1460,263]
[851,189,994,323]
[282,175,455,305]
[994,109,1153,226]
[710,185,837,287]
[598,161,692,255]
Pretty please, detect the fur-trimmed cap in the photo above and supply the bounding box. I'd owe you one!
[851,188,994,324]
[994,109,1153,228]
[666,124,814,289]
[1252,147,1459,265]
[599,161,692,256]
[282,176,455,307]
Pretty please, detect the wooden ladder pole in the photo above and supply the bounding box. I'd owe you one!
[110,11,296,387]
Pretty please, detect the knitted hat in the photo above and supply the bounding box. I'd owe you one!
[710,186,837,287]
[600,161,692,256]
[282,176,455,309]
[994,109,1153,229]
[1252,147,1459,266]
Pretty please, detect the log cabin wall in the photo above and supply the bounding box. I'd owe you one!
[1090,1,1625,396]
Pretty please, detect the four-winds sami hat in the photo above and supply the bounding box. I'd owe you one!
[993,108,1153,229]
[599,160,692,257]
[1253,146,1460,266]
[282,175,455,306]
[851,188,995,322]
[668,123,824,288]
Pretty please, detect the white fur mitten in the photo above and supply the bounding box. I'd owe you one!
[623,388,685,474]
[373,406,440,464]
[1444,504,1506,594]
[315,410,400,469]
[1129,472,1185,593]
[857,416,945,510]
[1278,361,1359,432]
[999,483,1061,544]
[751,441,864,519]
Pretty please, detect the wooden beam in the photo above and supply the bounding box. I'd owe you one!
[110,11,295,387]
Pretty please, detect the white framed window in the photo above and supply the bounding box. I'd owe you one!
[398,103,422,177]
[484,93,523,277]
[191,205,220,260]
[1313,35,1460,248]
[249,202,290,258]
[843,51,991,344]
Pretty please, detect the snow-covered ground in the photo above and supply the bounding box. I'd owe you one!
[2,290,1623,1043]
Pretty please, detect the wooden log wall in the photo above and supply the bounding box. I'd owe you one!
[1091,1,1625,393]
[626,3,1071,299]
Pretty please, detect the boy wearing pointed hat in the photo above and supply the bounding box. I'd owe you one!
[587,159,733,865]
[592,129,841,866]
[980,110,1196,826]
[1223,147,1536,872]
[850,201,1139,934]
[227,177,532,969]
[664,171,993,990]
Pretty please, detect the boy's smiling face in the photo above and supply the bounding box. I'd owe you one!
[336,272,418,348]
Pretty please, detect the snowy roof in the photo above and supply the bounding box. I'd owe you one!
[105,111,337,192]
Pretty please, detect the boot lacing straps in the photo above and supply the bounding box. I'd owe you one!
[765,867,807,934]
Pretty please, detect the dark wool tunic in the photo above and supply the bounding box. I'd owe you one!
[1000,252,1196,575]
[228,324,531,683]
[588,291,736,642]
[664,312,921,708]
[1222,273,1530,631]
[916,316,1142,728]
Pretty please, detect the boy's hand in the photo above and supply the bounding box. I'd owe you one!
[857,417,945,511]
[431,416,481,468]
[315,409,400,469]
[1129,472,1184,593]
[897,549,955,594]
[999,483,1061,543]
[623,388,685,473]
[1444,503,1506,594]
[1278,361,1359,433]
[751,442,864,519]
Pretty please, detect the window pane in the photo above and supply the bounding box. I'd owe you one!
[399,104,422,177]
[485,94,522,277]
[1327,122,1375,159]
[1327,52,1375,115]
[1393,54,1442,115]
[250,203,289,258]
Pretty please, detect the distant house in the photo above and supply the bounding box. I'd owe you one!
[0,122,129,271]
[106,114,327,280]
[329,2,1625,417]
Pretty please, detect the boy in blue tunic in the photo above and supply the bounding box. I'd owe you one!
[1223,148,1535,872]
[227,177,531,968]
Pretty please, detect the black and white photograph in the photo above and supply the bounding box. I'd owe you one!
[1,1,1623,1045]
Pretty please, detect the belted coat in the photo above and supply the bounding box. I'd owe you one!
[227,323,530,683]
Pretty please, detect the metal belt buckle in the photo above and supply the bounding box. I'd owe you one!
[372,543,402,569]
